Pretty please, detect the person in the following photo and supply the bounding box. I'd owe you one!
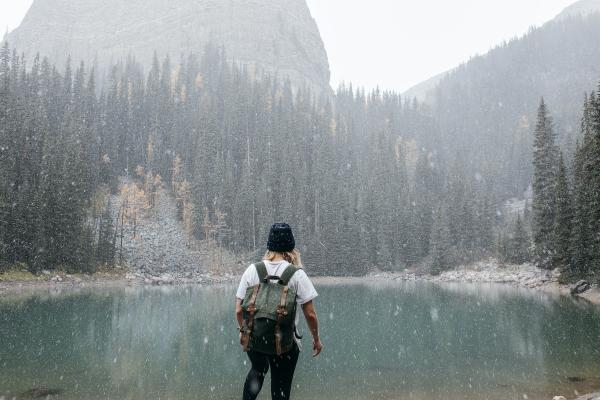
[235,222,323,400]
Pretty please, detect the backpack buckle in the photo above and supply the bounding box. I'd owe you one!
[276,306,288,316]
[264,275,283,283]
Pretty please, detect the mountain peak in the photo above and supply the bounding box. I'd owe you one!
[555,0,600,21]
[6,0,331,91]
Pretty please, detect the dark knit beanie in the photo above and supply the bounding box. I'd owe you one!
[267,223,295,253]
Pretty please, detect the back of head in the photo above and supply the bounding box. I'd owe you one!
[265,223,302,266]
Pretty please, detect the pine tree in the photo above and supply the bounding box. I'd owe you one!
[552,152,573,272]
[0,42,508,275]
[570,147,590,279]
[511,215,531,264]
[498,215,531,264]
[589,89,600,277]
[429,207,451,275]
[531,98,559,269]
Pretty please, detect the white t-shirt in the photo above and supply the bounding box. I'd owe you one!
[236,260,318,347]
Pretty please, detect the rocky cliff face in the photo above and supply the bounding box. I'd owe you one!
[7,0,331,90]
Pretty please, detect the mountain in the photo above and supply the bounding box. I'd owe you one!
[555,0,600,20]
[402,70,451,104]
[403,2,600,197]
[5,0,331,91]
[405,0,600,103]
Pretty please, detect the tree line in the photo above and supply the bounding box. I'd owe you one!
[529,91,600,283]
[0,41,536,276]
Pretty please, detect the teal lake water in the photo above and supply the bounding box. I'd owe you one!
[1,282,600,400]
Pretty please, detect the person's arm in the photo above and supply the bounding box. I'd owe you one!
[301,300,323,357]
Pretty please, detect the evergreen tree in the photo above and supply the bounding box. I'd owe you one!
[497,215,531,265]
[429,207,451,275]
[589,89,600,277]
[511,215,531,264]
[0,43,499,275]
[531,98,559,269]
[552,152,573,272]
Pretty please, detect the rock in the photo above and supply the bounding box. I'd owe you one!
[151,275,175,285]
[575,393,600,400]
[553,396,567,400]
[571,280,591,296]
[41,270,51,275]
[7,0,331,92]
[50,275,63,283]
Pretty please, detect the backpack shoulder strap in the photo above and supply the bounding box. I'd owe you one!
[255,262,268,282]
[279,265,299,286]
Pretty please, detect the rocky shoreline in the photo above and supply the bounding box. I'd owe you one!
[367,259,600,305]
[372,259,559,289]
[555,393,600,400]
[2,258,599,306]
[0,269,239,297]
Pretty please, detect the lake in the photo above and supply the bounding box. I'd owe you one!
[1,281,600,400]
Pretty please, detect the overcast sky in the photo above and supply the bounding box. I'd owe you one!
[1,0,576,92]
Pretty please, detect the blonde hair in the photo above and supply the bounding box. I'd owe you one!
[264,248,303,267]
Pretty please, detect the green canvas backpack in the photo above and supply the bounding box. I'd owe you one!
[240,262,299,356]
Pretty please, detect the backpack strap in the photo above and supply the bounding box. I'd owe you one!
[279,265,299,286]
[255,262,268,282]
[275,286,290,356]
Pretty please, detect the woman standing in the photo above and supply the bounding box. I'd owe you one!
[235,223,323,400]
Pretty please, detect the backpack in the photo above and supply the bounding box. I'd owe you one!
[240,262,299,356]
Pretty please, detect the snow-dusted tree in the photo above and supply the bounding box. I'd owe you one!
[512,215,531,264]
[589,90,600,277]
[498,215,531,265]
[429,207,451,275]
[552,152,573,272]
[531,98,559,269]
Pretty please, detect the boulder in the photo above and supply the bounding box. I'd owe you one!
[575,393,600,400]
[553,396,567,400]
[151,275,175,285]
[571,280,591,296]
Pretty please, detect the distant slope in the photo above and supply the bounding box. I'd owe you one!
[403,70,451,104]
[405,3,600,197]
[555,0,600,20]
[5,0,331,91]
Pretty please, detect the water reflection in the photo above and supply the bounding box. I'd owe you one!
[1,283,599,400]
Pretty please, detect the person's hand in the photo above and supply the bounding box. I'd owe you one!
[312,338,323,357]
[239,331,243,346]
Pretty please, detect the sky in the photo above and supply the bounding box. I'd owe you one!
[1,0,577,92]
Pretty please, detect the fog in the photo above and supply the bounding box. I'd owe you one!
[1,0,576,91]
[1,0,600,399]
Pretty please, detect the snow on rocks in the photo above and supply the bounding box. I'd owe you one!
[371,258,559,290]
[575,393,600,400]
[110,180,244,285]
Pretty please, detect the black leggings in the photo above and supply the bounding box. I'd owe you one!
[243,346,300,400]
